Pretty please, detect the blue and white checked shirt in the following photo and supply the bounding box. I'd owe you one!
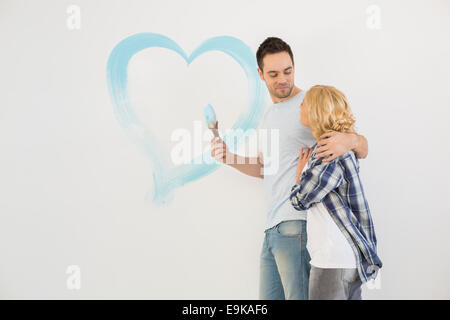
[290,143,382,283]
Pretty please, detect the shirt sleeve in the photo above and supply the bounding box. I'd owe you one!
[290,158,344,211]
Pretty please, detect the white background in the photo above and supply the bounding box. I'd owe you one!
[1,0,449,299]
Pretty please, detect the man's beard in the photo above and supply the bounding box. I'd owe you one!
[272,84,293,99]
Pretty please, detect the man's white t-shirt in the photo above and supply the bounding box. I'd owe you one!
[257,90,315,230]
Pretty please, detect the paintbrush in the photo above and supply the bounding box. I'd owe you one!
[203,104,221,140]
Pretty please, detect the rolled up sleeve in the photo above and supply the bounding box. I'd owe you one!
[290,158,344,211]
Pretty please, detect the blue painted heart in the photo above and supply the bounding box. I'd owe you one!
[106,33,266,205]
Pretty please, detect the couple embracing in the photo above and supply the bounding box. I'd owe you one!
[210,37,382,300]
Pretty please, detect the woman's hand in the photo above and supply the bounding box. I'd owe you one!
[296,147,312,183]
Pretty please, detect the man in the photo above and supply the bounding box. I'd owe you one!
[210,37,368,300]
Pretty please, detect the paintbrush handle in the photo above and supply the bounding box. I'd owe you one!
[211,128,220,138]
[208,121,221,140]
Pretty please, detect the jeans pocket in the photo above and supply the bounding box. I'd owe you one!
[276,220,305,238]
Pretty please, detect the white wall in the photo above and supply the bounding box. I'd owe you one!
[1,0,449,299]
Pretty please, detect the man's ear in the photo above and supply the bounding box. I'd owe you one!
[257,68,264,81]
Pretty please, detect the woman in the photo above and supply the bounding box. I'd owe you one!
[290,85,382,300]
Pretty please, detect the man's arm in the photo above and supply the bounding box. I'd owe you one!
[315,132,368,162]
[210,137,263,179]
[228,153,264,179]
[352,134,368,159]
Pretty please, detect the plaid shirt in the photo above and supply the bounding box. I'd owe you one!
[290,143,382,283]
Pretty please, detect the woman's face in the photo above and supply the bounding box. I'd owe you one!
[300,99,310,128]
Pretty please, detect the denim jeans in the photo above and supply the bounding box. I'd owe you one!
[259,220,311,300]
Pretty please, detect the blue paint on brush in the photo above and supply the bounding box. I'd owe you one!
[203,104,216,124]
[106,33,267,205]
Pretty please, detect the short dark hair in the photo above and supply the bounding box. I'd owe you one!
[256,37,294,71]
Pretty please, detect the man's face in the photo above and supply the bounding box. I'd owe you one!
[258,51,295,100]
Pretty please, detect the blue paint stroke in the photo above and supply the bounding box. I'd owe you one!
[106,33,266,205]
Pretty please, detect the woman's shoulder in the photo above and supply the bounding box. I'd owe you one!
[339,150,357,160]
[338,150,360,171]
[308,145,359,169]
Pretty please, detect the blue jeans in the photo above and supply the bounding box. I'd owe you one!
[259,220,311,300]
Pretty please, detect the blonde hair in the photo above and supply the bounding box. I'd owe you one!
[304,85,356,140]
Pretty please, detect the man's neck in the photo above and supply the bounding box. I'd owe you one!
[271,86,302,104]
